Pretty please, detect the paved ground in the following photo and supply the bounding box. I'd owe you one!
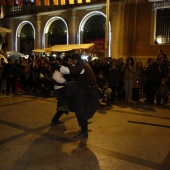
[0,94,170,170]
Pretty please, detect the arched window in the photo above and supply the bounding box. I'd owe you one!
[20,24,34,55]
[83,15,105,51]
[48,20,67,46]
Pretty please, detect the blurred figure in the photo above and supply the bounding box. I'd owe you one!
[158,49,168,61]
[123,57,135,103]
[132,61,145,102]
[108,62,121,103]
[143,57,162,104]
[116,57,125,100]
[156,77,169,106]
[3,58,17,95]
[0,58,7,94]
[15,76,23,94]
[97,71,112,106]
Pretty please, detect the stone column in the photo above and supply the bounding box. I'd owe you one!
[110,2,122,58]
[8,20,15,51]
[35,15,42,49]
[68,9,76,44]
[45,33,48,48]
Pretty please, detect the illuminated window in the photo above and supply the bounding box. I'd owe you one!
[69,0,74,4]
[155,8,170,44]
[60,0,65,5]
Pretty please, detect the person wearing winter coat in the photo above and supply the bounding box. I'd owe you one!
[157,78,169,106]
[123,57,136,103]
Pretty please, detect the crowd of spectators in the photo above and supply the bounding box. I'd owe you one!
[0,55,55,97]
[0,50,169,106]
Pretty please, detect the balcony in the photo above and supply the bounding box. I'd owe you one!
[5,0,109,18]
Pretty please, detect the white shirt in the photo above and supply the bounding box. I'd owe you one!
[52,70,66,90]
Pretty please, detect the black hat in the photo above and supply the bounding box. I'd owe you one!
[72,53,81,60]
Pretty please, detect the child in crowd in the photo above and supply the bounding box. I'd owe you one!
[15,76,23,94]
[157,77,169,106]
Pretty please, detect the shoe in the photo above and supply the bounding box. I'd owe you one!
[51,120,64,126]
[73,132,88,139]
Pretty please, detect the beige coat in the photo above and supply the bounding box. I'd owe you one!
[124,65,135,80]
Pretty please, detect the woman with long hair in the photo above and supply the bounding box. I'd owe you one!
[123,57,135,103]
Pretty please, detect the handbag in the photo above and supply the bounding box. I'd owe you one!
[133,80,140,88]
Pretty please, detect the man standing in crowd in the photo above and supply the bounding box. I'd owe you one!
[3,58,17,95]
[60,53,99,139]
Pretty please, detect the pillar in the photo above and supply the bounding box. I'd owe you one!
[111,2,122,59]
[8,21,15,51]
[68,9,76,44]
[35,15,42,49]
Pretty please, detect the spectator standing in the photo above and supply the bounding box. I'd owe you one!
[156,54,169,104]
[3,58,17,95]
[0,59,4,93]
[108,62,121,103]
[0,58,7,94]
[144,57,162,104]
[123,57,135,103]
[132,61,144,101]
[158,49,168,61]
[157,77,169,106]
[90,59,99,76]
[29,59,39,94]
[15,76,23,94]
[116,57,125,100]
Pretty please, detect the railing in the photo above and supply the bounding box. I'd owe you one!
[5,0,108,17]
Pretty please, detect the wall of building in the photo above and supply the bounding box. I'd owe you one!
[3,1,170,62]
[122,1,170,62]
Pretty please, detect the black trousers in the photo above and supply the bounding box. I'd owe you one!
[132,88,139,101]
[51,111,65,123]
[77,118,88,133]
[51,88,69,123]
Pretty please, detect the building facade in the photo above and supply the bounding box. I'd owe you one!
[0,0,170,61]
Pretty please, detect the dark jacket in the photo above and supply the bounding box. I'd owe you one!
[67,59,99,119]
[69,59,97,87]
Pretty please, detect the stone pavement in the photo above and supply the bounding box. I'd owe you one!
[0,95,170,170]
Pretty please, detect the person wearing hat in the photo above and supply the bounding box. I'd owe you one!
[60,53,99,139]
